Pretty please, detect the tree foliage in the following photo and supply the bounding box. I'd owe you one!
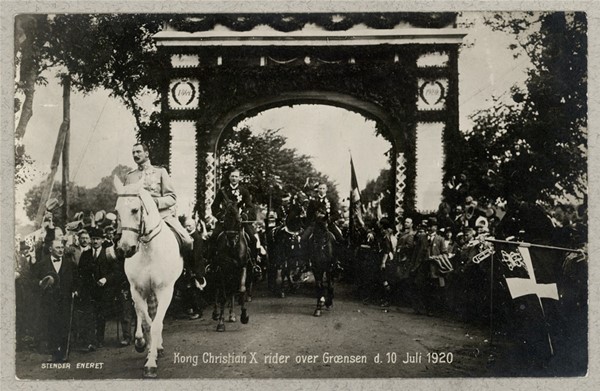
[15,141,38,185]
[218,126,339,208]
[459,12,587,206]
[23,164,132,227]
[14,14,167,182]
[362,168,394,219]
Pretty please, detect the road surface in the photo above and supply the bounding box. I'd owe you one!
[15,281,539,380]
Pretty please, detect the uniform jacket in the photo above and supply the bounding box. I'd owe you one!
[124,162,177,218]
[211,184,252,220]
[307,196,340,223]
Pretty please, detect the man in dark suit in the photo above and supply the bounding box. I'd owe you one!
[411,218,448,316]
[211,169,252,220]
[209,168,262,256]
[306,183,340,224]
[32,239,79,362]
[67,229,91,267]
[78,227,117,348]
[180,216,208,319]
[304,182,344,244]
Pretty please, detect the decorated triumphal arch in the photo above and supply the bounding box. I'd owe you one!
[152,13,466,225]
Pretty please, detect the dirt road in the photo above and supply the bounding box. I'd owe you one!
[16,282,513,380]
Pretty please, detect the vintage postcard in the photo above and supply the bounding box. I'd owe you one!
[1,1,597,389]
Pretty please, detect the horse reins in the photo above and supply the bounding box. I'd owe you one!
[118,193,163,244]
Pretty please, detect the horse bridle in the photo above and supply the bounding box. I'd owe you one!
[118,193,163,244]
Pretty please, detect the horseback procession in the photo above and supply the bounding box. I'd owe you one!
[15,141,588,378]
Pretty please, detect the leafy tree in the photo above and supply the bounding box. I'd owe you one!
[362,168,394,219]
[14,14,168,180]
[15,14,167,135]
[15,141,38,185]
[23,164,133,227]
[218,126,339,208]
[458,12,587,207]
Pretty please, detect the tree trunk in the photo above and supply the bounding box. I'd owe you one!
[15,68,37,139]
[62,77,71,222]
[15,15,41,139]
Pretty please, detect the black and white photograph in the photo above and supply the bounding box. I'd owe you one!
[3,1,593,385]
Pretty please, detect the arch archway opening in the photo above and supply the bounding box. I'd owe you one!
[216,104,396,228]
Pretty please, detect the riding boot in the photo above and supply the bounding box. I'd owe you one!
[164,215,194,252]
[183,249,195,278]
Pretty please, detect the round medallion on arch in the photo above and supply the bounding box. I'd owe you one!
[417,78,448,111]
[169,78,199,109]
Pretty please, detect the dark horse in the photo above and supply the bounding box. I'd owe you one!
[209,201,250,331]
[272,201,307,298]
[306,207,336,317]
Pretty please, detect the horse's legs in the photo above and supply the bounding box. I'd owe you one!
[246,266,253,302]
[144,286,174,376]
[275,266,284,297]
[211,287,220,320]
[313,269,325,317]
[325,270,334,310]
[239,266,250,324]
[283,261,292,294]
[217,282,226,332]
[131,288,152,354]
[239,266,247,294]
[228,293,236,322]
[240,290,249,324]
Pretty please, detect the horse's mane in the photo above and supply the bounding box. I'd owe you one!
[117,182,161,228]
[285,203,304,231]
[222,201,242,230]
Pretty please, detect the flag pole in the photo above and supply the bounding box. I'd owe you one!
[485,238,581,253]
[491,239,559,356]
[489,251,494,347]
[348,149,353,249]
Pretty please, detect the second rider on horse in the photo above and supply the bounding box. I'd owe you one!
[208,169,265,259]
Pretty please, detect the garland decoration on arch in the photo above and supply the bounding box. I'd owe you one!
[167,13,456,33]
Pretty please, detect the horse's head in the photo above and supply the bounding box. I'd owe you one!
[313,203,329,229]
[293,191,309,214]
[222,200,242,231]
[113,176,161,258]
[286,202,305,232]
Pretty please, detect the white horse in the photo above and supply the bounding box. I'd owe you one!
[113,177,183,378]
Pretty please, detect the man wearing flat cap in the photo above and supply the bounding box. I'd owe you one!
[31,239,79,362]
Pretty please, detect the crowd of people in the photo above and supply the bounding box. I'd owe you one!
[16,208,128,361]
[348,193,588,325]
[15,141,588,365]
[15,205,213,363]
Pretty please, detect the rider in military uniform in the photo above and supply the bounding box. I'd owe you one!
[304,182,344,242]
[209,169,264,255]
[124,143,193,252]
